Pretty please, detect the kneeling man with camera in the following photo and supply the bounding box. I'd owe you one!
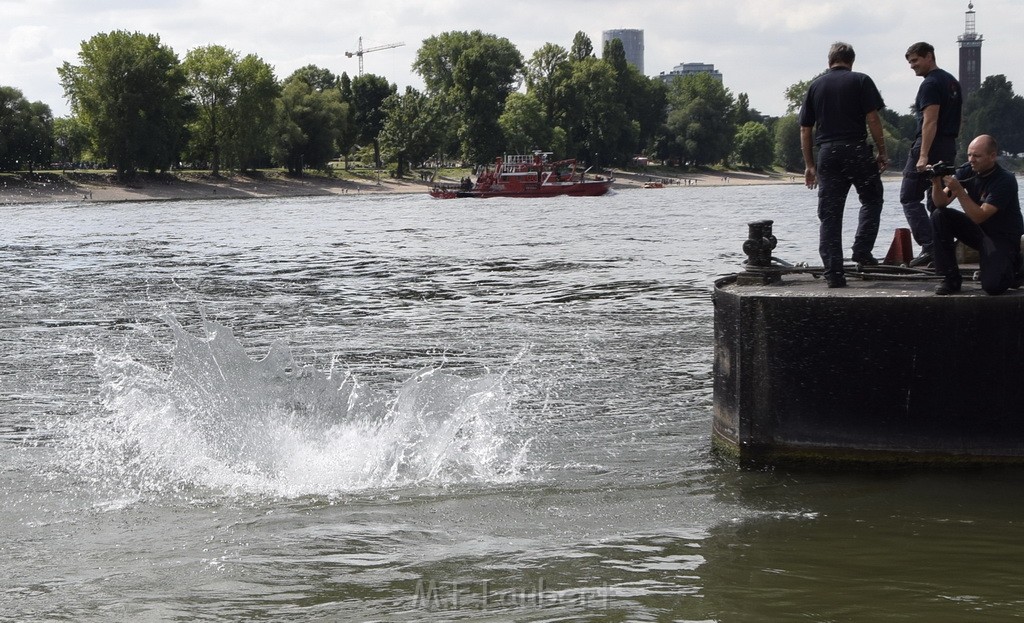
[929,134,1023,295]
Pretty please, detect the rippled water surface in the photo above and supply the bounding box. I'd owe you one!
[5,183,1024,621]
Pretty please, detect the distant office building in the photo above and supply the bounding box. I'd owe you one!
[957,2,983,97]
[657,62,723,85]
[602,29,644,74]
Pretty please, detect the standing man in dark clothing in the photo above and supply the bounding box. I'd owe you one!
[800,42,889,288]
[901,41,963,267]
[929,135,1022,295]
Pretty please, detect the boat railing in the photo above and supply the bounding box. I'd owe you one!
[503,154,537,165]
[503,152,555,165]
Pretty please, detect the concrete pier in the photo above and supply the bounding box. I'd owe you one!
[713,270,1024,466]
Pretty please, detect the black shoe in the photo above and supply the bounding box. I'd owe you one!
[934,279,961,295]
[826,275,847,288]
[909,251,933,268]
[852,253,879,266]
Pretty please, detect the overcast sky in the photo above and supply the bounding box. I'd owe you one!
[2,0,1021,120]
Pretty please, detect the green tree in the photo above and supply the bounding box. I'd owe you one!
[498,92,549,154]
[274,66,348,175]
[599,37,668,163]
[524,35,667,164]
[524,43,570,122]
[52,115,91,167]
[602,37,628,74]
[182,45,238,175]
[182,46,278,173]
[414,30,524,163]
[665,72,737,165]
[600,38,642,163]
[23,101,54,171]
[961,75,1024,157]
[290,65,341,92]
[229,54,279,171]
[337,72,358,169]
[352,73,396,168]
[549,126,568,160]
[784,79,810,114]
[773,114,803,171]
[878,109,913,168]
[559,56,624,165]
[879,107,916,142]
[570,31,594,61]
[379,86,438,178]
[734,92,767,126]
[783,73,823,114]
[733,121,774,169]
[631,75,668,157]
[0,86,53,171]
[58,30,188,177]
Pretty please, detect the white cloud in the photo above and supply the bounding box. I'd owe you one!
[1,0,1021,120]
[5,25,51,63]
[731,1,845,33]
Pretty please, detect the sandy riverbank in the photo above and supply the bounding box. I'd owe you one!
[0,167,813,205]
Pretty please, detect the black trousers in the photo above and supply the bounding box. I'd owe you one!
[900,136,957,252]
[816,141,884,278]
[931,207,1020,295]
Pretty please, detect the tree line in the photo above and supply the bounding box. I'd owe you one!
[2,29,1022,178]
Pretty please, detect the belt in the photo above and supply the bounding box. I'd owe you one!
[818,139,866,147]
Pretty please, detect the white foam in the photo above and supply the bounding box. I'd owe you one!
[56,318,532,498]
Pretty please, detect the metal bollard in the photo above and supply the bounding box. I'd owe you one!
[738,220,781,285]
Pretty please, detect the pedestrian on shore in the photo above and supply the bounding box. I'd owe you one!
[900,42,963,268]
[929,134,1023,295]
[799,42,889,288]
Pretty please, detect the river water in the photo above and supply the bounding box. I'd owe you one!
[4,182,1024,621]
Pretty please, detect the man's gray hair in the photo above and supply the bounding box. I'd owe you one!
[828,42,856,66]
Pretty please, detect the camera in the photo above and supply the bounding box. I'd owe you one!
[925,162,956,178]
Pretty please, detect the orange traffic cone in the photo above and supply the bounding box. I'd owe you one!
[884,228,914,265]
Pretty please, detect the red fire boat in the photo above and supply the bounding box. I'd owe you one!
[429,152,613,199]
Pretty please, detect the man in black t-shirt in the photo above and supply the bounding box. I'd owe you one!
[930,135,1023,295]
[901,42,963,268]
[800,42,888,288]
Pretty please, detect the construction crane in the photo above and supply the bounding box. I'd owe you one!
[345,37,405,76]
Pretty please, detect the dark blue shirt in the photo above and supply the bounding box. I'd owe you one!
[916,68,962,138]
[955,162,1023,243]
[799,67,885,145]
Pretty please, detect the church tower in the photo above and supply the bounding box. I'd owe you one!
[957,2,983,97]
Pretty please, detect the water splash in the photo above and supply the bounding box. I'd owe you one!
[57,318,532,498]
